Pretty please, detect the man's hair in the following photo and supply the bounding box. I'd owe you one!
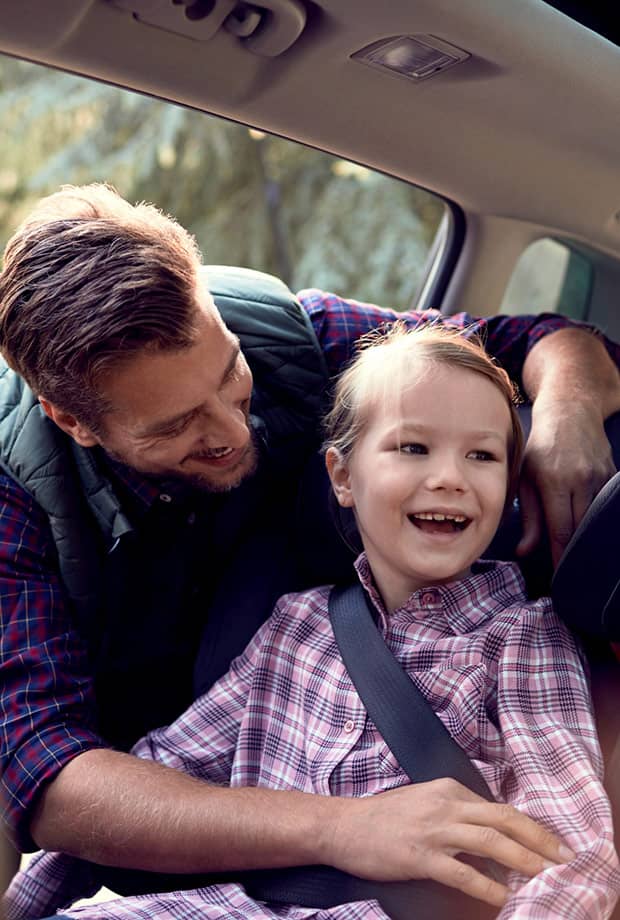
[323,322,524,507]
[0,183,203,431]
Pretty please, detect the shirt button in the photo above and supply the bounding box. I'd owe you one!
[421,591,438,606]
[159,493,172,504]
[343,719,355,733]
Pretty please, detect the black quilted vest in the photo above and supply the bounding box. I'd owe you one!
[0,266,352,750]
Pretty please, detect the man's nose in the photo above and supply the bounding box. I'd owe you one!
[199,401,250,449]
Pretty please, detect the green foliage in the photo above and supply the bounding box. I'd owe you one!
[0,55,444,308]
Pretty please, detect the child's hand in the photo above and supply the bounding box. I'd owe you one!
[323,777,573,908]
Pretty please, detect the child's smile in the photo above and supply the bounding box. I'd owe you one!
[328,364,512,613]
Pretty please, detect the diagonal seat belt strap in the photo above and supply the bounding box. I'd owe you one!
[328,582,494,799]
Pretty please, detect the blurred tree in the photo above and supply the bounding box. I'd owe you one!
[0,55,444,308]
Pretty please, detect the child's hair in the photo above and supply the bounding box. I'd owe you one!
[323,322,524,507]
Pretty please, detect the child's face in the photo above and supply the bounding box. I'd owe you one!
[327,364,511,613]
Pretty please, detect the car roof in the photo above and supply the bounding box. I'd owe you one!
[0,0,619,265]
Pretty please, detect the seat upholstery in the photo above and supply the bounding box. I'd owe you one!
[553,469,620,639]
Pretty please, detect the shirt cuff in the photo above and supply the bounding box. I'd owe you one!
[2,727,107,852]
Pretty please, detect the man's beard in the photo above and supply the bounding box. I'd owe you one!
[170,437,260,493]
[105,430,260,494]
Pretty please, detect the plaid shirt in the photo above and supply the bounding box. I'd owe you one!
[9,558,619,919]
[297,291,616,389]
[1,291,618,876]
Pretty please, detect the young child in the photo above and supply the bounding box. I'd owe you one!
[9,325,620,919]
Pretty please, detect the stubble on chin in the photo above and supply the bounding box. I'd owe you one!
[183,439,259,493]
[104,433,260,494]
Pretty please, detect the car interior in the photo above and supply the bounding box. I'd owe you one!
[1,1,620,330]
[1,0,620,913]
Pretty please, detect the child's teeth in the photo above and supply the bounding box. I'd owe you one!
[413,512,467,523]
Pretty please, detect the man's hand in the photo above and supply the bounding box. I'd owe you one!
[516,399,616,565]
[519,327,620,564]
[323,778,573,909]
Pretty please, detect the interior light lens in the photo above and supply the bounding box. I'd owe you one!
[352,35,470,82]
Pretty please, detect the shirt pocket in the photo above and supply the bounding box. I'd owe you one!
[409,661,491,763]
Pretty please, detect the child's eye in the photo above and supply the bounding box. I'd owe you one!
[399,443,428,455]
[467,449,496,462]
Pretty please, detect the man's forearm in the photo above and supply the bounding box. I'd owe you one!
[522,326,620,419]
[30,748,334,872]
[28,748,577,908]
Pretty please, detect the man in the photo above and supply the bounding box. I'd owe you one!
[2,183,620,916]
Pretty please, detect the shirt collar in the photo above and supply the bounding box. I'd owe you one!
[101,452,193,512]
[353,553,528,634]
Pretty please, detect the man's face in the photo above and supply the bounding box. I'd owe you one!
[90,290,257,491]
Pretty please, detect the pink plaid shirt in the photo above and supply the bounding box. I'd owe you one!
[6,558,620,919]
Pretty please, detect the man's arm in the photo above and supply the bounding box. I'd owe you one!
[518,327,620,564]
[26,749,570,909]
[0,476,106,853]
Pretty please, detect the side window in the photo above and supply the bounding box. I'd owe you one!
[500,238,592,320]
[0,55,447,311]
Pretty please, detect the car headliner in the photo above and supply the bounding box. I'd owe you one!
[0,0,619,306]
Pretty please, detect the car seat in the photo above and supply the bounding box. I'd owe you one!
[553,469,620,640]
[551,407,620,920]
[553,464,620,853]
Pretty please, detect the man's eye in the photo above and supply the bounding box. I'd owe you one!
[155,417,193,439]
[467,449,495,461]
[399,443,427,455]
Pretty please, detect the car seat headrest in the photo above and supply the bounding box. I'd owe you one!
[552,470,620,639]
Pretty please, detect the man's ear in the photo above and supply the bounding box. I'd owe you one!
[38,397,99,448]
[325,446,354,508]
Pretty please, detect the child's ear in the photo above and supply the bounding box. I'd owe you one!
[325,447,354,508]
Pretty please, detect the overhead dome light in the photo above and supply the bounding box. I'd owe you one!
[352,34,470,82]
